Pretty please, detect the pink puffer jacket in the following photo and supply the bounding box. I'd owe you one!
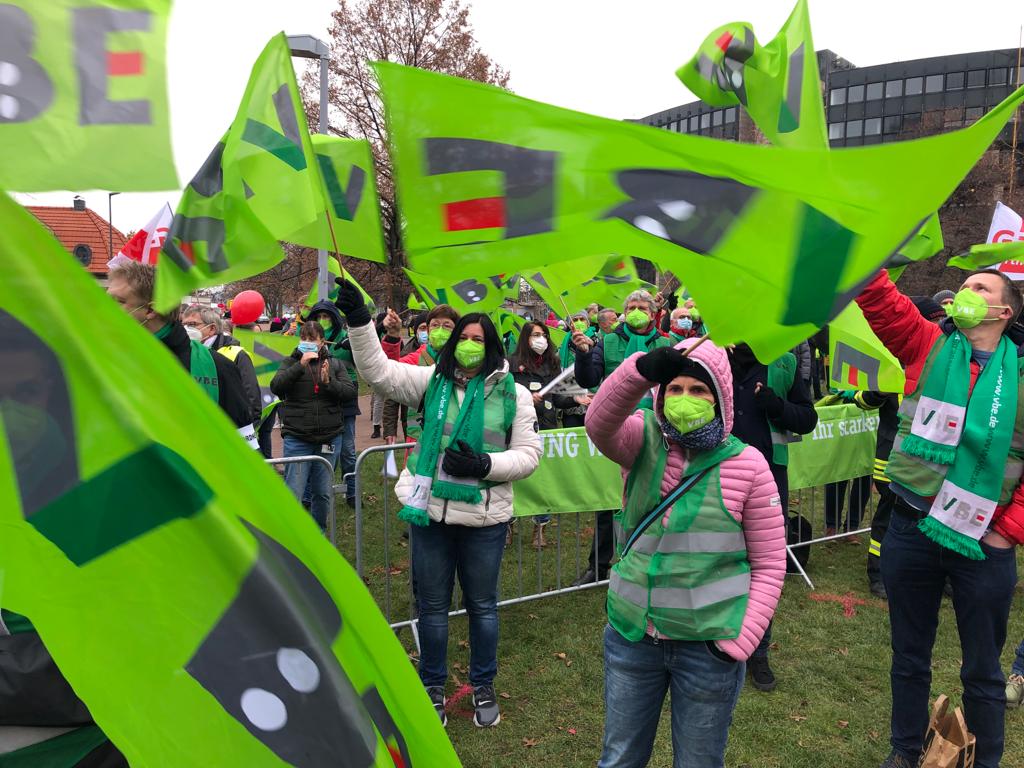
[584,339,786,661]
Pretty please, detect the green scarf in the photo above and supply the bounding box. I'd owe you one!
[902,332,1018,559]
[625,325,658,357]
[559,326,594,369]
[399,373,487,526]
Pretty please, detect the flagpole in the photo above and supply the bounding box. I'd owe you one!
[681,333,711,358]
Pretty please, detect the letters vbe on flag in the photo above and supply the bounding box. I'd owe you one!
[0,0,177,191]
[108,203,173,267]
[376,61,1024,361]
[0,191,460,766]
[405,267,520,316]
[677,0,826,150]
[156,33,326,312]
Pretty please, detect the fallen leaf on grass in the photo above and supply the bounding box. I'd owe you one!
[523,738,539,748]
[458,640,469,649]
[567,728,577,735]
[553,652,572,667]
[837,720,849,729]
[869,729,881,740]
[528,613,539,620]
[835,647,849,656]
[789,714,807,722]
[499,692,511,699]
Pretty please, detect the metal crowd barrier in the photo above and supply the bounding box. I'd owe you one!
[265,455,338,543]
[348,445,879,642]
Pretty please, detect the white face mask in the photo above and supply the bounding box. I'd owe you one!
[185,325,203,342]
[529,336,549,354]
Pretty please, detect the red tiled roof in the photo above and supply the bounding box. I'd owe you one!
[27,205,128,276]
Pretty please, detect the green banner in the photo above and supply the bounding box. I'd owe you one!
[156,33,325,312]
[0,191,459,767]
[512,427,622,517]
[787,403,878,489]
[288,135,388,262]
[0,0,177,192]
[677,0,825,150]
[375,60,1024,362]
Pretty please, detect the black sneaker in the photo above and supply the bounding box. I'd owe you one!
[748,655,777,692]
[426,685,446,727]
[371,426,381,439]
[869,580,888,600]
[571,568,608,587]
[472,684,500,727]
[879,750,915,768]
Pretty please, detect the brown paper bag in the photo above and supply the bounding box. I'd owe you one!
[918,695,976,768]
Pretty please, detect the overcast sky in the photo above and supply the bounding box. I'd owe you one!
[19,0,1024,234]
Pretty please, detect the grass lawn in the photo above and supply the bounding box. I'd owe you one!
[338,454,1024,768]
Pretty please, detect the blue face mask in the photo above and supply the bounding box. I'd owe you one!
[417,330,429,344]
[297,341,319,354]
[673,317,693,332]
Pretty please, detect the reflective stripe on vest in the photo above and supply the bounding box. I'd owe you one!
[628,530,747,555]
[887,333,1024,503]
[610,571,752,611]
[217,344,245,363]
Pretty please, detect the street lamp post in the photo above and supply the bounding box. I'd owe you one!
[287,34,331,303]
[108,191,120,260]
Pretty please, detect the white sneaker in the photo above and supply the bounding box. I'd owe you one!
[1006,674,1024,708]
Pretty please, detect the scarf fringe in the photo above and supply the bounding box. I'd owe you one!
[433,480,483,504]
[398,505,431,527]
[918,517,986,561]
[900,434,957,466]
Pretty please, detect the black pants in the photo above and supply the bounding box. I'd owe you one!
[257,411,275,459]
[884,502,1016,767]
[824,475,872,531]
[867,480,894,583]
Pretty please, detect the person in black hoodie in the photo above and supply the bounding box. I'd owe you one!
[728,341,818,693]
[106,262,253,435]
[270,321,357,530]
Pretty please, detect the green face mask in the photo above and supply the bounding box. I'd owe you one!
[428,327,451,349]
[947,288,1006,329]
[625,308,650,330]
[588,313,598,322]
[454,339,486,369]
[317,317,332,332]
[663,394,716,434]
[573,320,589,332]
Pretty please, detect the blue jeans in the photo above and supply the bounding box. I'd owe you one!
[411,519,508,687]
[340,415,356,501]
[283,434,342,530]
[1012,637,1024,677]
[599,625,744,768]
[883,507,1017,768]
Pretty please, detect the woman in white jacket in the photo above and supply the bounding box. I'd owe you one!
[335,279,541,729]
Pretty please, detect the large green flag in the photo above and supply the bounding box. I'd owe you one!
[405,267,520,316]
[0,0,177,191]
[523,255,651,315]
[885,213,944,280]
[288,135,388,263]
[946,240,1024,271]
[676,0,826,149]
[375,61,1024,360]
[156,34,325,312]
[0,192,459,767]
[828,302,905,394]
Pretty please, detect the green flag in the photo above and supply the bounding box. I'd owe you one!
[676,0,826,149]
[299,256,377,317]
[0,0,177,191]
[375,61,1024,360]
[0,192,459,767]
[156,34,325,312]
[828,302,905,394]
[885,213,944,280]
[524,255,650,315]
[287,136,388,263]
[946,240,1024,271]
[405,268,519,316]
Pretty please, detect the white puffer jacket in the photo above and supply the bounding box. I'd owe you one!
[347,322,542,526]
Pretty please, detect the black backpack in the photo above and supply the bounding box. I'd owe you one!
[785,514,812,574]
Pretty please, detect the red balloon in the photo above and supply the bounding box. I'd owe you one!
[230,290,265,325]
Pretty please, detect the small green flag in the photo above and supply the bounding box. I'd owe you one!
[156,34,325,312]
[524,255,649,315]
[829,302,905,393]
[0,0,177,191]
[375,60,1024,361]
[405,268,519,316]
[0,191,460,767]
[299,256,376,317]
[946,240,1024,271]
[677,0,826,150]
[885,213,944,280]
[287,136,388,263]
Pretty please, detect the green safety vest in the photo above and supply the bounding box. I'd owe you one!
[603,328,670,410]
[887,334,1024,502]
[406,373,518,477]
[189,340,219,402]
[767,352,801,466]
[607,412,750,642]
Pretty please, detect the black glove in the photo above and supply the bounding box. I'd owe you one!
[441,439,492,479]
[754,382,785,419]
[635,346,687,384]
[666,292,678,311]
[334,277,371,327]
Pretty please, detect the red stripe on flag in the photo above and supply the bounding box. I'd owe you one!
[715,31,734,52]
[847,364,859,386]
[444,197,505,231]
[107,51,143,76]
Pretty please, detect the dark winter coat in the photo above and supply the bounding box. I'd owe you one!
[270,347,357,444]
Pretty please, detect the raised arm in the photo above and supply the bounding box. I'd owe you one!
[346,322,433,409]
[855,269,941,368]
[584,353,651,469]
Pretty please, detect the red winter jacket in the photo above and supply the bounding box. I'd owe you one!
[855,269,1024,545]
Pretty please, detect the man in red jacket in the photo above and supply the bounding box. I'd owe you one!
[856,268,1024,768]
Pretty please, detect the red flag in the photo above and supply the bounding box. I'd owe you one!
[108,204,173,267]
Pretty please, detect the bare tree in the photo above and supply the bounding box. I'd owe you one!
[302,0,510,307]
